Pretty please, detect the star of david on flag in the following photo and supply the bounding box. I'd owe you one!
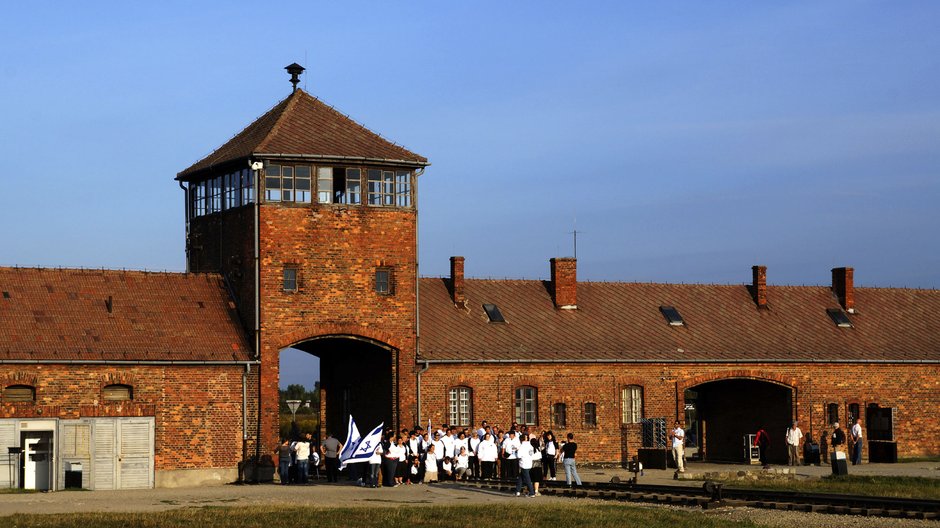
[339,416,384,468]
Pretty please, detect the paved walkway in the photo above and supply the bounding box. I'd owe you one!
[0,461,936,517]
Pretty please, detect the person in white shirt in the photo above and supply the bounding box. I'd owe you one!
[670,420,686,473]
[851,418,864,465]
[442,429,456,459]
[514,433,536,497]
[468,430,481,477]
[785,420,803,466]
[478,433,498,479]
[503,430,522,480]
[542,431,558,480]
[367,443,383,488]
[423,444,439,482]
[431,433,445,472]
[476,421,488,440]
[455,446,470,480]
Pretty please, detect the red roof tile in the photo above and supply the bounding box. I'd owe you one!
[0,268,252,362]
[178,89,427,179]
[417,278,940,362]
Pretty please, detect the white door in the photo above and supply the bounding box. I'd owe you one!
[23,432,52,490]
[92,418,154,490]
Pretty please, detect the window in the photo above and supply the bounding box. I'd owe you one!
[622,385,643,424]
[2,384,35,402]
[552,403,567,428]
[375,268,393,295]
[283,268,298,292]
[346,168,362,204]
[103,384,132,401]
[448,387,472,427]
[317,167,333,204]
[265,164,282,202]
[827,308,853,328]
[848,403,860,424]
[295,166,311,203]
[224,172,238,209]
[584,402,597,427]
[827,402,840,425]
[514,386,538,425]
[210,176,222,213]
[191,181,206,217]
[241,168,255,205]
[482,303,505,323]
[396,170,411,207]
[660,306,684,326]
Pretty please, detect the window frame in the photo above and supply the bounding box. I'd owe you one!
[283,267,299,293]
[583,402,597,427]
[375,267,393,295]
[102,384,133,402]
[2,384,36,402]
[827,402,840,425]
[514,386,538,426]
[552,402,567,428]
[621,385,643,424]
[448,386,473,427]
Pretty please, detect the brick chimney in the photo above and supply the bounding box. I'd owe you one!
[450,256,466,308]
[831,267,855,313]
[752,265,768,309]
[551,258,577,309]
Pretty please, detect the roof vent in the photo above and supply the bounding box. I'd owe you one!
[2,291,9,299]
[285,63,305,93]
[482,303,505,323]
[105,295,113,314]
[827,308,853,328]
[660,306,685,326]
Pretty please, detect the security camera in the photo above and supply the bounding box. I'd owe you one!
[250,161,264,170]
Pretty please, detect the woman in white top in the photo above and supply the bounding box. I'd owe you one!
[542,431,559,480]
[477,433,498,479]
[455,446,470,480]
[367,444,383,488]
[424,444,439,482]
[468,430,481,477]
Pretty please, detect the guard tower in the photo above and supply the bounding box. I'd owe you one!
[175,64,429,458]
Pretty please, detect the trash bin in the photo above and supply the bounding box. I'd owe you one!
[64,461,83,489]
[830,451,848,476]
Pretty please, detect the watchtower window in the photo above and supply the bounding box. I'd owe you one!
[375,268,393,295]
[209,176,222,213]
[283,268,298,292]
[367,169,412,208]
[294,166,311,203]
[265,164,282,202]
[317,167,333,204]
[346,168,362,204]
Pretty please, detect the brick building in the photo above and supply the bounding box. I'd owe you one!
[2,66,938,489]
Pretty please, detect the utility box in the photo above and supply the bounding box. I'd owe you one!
[830,450,848,476]
[744,434,761,464]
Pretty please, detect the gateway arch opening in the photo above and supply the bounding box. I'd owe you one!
[684,378,793,464]
[290,336,394,440]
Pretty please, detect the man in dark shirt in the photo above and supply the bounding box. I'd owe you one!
[831,422,846,452]
[560,432,582,487]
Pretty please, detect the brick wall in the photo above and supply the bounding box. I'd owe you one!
[419,362,940,463]
[0,364,256,471]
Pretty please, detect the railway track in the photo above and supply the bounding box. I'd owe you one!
[460,478,940,520]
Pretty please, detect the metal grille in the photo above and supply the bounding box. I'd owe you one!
[641,417,668,448]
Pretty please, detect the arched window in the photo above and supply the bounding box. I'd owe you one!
[514,386,538,425]
[552,403,567,428]
[583,402,597,427]
[827,403,840,425]
[448,386,472,427]
[621,385,643,424]
[103,384,133,401]
[2,384,36,402]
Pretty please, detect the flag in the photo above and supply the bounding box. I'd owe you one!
[338,415,361,468]
[341,422,385,466]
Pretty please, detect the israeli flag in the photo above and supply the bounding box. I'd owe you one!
[342,422,385,466]
[338,415,361,467]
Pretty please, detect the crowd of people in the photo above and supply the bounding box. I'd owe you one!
[276,420,584,494]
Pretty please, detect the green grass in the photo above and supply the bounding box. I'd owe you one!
[4,504,761,528]
[897,455,940,463]
[0,488,39,495]
[723,475,940,500]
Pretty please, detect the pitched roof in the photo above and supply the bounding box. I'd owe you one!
[177,89,428,179]
[417,278,940,363]
[0,268,252,362]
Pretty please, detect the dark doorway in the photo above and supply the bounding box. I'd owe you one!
[292,337,394,441]
[688,379,792,464]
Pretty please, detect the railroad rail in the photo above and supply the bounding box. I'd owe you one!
[460,478,940,520]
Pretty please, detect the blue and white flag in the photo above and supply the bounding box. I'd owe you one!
[342,422,385,466]
[338,415,361,467]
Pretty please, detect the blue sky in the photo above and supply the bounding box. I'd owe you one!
[2,2,938,387]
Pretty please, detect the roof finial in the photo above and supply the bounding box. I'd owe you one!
[285,63,305,93]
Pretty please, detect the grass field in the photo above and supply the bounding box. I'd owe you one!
[723,475,940,500]
[4,503,761,528]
